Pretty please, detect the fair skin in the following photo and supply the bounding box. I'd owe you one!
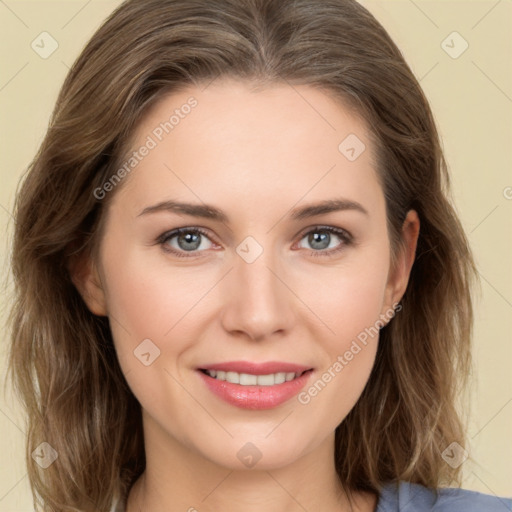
[73,79,419,512]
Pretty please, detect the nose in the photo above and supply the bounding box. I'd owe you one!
[220,244,296,342]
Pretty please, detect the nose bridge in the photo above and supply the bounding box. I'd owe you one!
[220,237,294,340]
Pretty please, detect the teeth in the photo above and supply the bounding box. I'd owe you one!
[205,370,302,386]
[285,372,296,382]
[240,373,257,385]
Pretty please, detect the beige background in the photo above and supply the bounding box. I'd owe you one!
[1,0,511,509]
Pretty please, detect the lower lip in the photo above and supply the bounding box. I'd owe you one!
[197,370,314,410]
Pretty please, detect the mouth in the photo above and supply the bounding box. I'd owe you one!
[196,361,314,410]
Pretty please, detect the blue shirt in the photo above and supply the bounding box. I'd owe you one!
[377,481,512,511]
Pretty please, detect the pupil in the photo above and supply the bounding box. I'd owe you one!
[178,232,201,251]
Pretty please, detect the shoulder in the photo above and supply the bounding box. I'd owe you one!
[377,480,512,512]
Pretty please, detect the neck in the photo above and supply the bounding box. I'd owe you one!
[125,413,377,512]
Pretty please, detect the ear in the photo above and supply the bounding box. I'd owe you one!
[67,249,108,317]
[381,209,420,316]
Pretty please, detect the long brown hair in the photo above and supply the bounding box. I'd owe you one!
[7,0,476,510]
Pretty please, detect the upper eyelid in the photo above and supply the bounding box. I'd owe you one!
[158,226,217,245]
[296,225,351,238]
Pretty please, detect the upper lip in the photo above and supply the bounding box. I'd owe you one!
[198,361,313,375]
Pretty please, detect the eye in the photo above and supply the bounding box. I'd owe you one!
[156,225,353,259]
[295,226,353,257]
[157,227,216,257]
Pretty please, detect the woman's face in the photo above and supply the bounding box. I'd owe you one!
[80,79,417,470]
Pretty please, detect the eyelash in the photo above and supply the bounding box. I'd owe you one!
[156,225,353,259]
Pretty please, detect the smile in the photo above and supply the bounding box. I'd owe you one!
[200,369,309,386]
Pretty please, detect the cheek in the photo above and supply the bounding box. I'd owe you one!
[101,249,206,425]
[293,241,391,348]
[296,279,383,436]
[99,240,207,372]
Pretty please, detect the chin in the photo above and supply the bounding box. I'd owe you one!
[189,431,316,472]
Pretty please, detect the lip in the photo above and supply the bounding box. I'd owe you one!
[197,361,314,410]
[198,361,312,375]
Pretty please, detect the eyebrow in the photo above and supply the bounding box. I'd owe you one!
[137,198,369,222]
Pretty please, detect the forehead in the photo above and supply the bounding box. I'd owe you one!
[110,79,384,222]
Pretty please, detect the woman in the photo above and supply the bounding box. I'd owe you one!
[7,0,511,511]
